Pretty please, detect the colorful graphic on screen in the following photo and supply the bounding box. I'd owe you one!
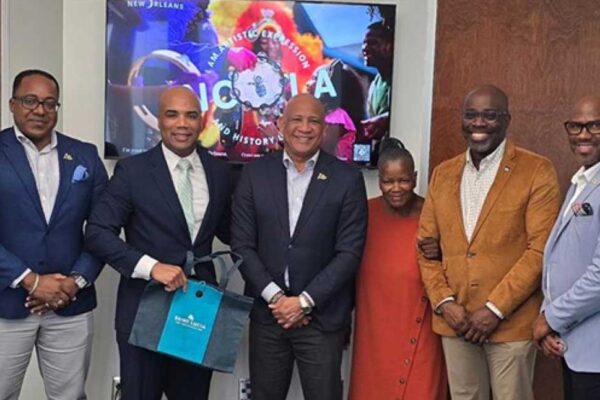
[105,0,395,167]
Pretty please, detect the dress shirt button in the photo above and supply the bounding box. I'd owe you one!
[404,359,410,365]
[416,317,422,323]
[467,252,476,258]
[399,378,406,384]
[410,337,417,345]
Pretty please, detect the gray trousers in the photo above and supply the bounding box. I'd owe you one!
[0,311,93,400]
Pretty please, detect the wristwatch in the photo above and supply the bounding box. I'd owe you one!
[72,274,88,290]
[299,294,313,315]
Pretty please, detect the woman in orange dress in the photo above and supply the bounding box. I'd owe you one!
[349,139,447,400]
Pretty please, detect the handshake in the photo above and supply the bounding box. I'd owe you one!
[20,272,82,315]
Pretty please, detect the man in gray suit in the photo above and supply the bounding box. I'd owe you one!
[534,95,600,400]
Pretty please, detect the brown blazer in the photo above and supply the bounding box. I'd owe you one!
[418,141,560,342]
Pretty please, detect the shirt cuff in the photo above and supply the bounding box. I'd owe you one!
[11,268,31,288]
[434,296,455,314]
[485,301,505,319]
[301,291,315,307]
[131,255,158,281]
[261,282,284,303]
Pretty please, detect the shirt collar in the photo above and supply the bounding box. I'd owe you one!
[161,142,200,172]
[14,125,58,152]
[282,149,320,172]
[571,160,600,186]
[465,139,506,171]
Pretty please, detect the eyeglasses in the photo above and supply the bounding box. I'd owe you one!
[564,120,600,136]
[462,109,509,122]
[12,96,60,113]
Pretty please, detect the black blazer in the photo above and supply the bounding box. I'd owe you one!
[231,151,367,331]
[85,143,231,334]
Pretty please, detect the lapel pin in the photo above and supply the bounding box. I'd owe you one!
[63,153,73,161]
[317,172,327,181]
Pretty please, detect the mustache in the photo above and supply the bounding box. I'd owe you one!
[463,126,495,134]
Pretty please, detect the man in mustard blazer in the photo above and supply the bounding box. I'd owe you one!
[418,85,560,400]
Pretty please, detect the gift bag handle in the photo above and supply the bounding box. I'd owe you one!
[184,250,244,290]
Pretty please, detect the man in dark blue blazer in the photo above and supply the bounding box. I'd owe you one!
[0,69,107,399]
[232,94,368,400]
[86,86,231,400]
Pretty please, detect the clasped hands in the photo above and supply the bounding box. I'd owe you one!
[440,302,501,344]
[22,272,80,315]
[532,312,564,359]
[269,296,310,330]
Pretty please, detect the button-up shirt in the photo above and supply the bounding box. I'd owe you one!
[11,126,60,288]
[132,144,210,280]
[461,140,506,241]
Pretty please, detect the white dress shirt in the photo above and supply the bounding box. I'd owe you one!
[11,127,60,288]
[260,150,319,306]
[132,144,210,280]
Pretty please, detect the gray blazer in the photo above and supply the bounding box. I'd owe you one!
[543,168,600,372]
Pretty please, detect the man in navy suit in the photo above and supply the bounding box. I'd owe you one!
[232,94,368,400]
[86,86,230,400]
[534,95,600,400]
[0,69,107,399]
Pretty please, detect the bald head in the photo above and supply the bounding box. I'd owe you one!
[463,85,509,111]
[157,86,203,157]
[159,86,200,114]
[283,94,325,121]
[570,95,600,119]
[566,95,600,169]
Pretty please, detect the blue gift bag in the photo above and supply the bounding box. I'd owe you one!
[129,251,253,373]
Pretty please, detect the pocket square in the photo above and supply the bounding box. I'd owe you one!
[72,165,89,183]
[572,202,593,216]
[317,172,327,181]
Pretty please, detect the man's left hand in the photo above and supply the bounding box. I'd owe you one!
[463,307,501,344]
[269,296,304,329]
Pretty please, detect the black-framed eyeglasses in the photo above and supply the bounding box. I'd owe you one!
[12,96,60,113]
[462,109,509,122]
[564,120,600,136]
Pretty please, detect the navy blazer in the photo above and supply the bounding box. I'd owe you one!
[0,127,107,319]
[232,151,368,331]
[85,143,231,334]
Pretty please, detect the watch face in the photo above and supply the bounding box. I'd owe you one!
[231,55,286,111]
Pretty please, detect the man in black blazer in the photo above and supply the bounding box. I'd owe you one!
[232,94,368,400]
[86,86,230,400]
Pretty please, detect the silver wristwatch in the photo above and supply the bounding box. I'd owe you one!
[72,274,88,289]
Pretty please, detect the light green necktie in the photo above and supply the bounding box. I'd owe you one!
[176,158,195,240]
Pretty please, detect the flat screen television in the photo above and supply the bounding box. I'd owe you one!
[105,0,396,167]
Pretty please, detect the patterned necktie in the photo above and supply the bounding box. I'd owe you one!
[176,158,195,240]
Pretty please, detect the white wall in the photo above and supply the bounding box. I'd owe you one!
[1,0,437,398]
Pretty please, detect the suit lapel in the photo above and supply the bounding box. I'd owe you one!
[448,157,469,244]
[149,145,190,243]
[0,129,46,224]
[268,153,290,240]
[194,146,214,244]
[547,184,576,252]
[555,169,600,240]
[49,134,76,226]
[291,153,331,242]
[469,142,516,243]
